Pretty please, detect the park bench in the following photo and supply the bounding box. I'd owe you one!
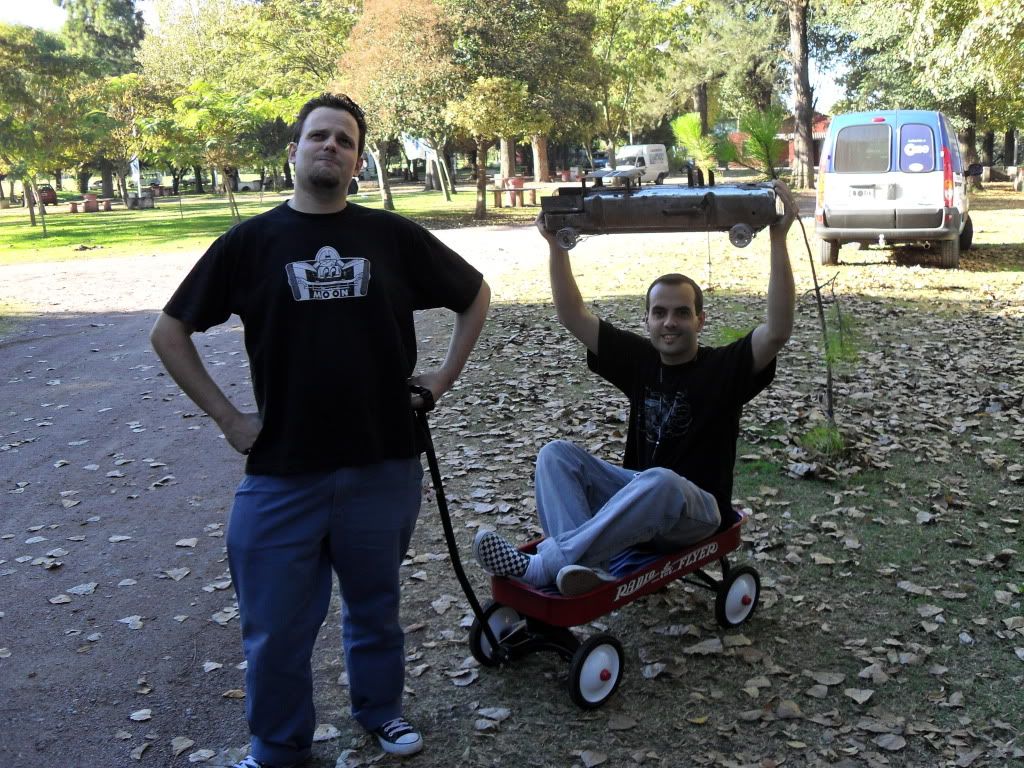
[489,185,539,208]
[69,198,116,213]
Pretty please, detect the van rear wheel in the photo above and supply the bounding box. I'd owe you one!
[819,239,840,265]
[937,238,960,268]
[958,215,974,251]
[655,172,666,185]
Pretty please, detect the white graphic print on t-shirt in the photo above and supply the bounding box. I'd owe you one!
[643,387,692,462]
[286,246,371,301]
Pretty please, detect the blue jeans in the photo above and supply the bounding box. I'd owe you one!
[227,459,423,766]
[525,440,720,586]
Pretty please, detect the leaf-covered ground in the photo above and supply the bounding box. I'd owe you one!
[0,187,1021,768]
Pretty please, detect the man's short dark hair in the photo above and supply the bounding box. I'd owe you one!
[645,273,704,315]
[292,93,367,157]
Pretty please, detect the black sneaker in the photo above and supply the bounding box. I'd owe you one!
[555,564,616,596]
[473,530,530,578]
[372,717,423,756]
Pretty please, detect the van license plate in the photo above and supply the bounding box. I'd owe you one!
[849,187,876,199]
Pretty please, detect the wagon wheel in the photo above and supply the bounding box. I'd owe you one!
[555,227,580,250]
[568,634,624,709]
[728,222,754,248]
[714,565,760,628]
[468,601,523,667]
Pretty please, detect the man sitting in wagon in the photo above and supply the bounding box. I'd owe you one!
[474,181,797,596]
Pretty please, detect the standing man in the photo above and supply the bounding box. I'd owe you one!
[151,93,489,767]
[474,182,795,596]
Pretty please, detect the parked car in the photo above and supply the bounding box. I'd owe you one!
[591,150,609,170]
[37,184,58,205]
[815,109,983,268]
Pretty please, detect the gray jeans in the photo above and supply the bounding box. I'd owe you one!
[523,440,720,586]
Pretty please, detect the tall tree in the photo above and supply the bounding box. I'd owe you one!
[57,0,145,74]
[578,0,677,162]
[786,0,815,188]
[447,77,532,218]
[58,0,146,197]
[446,0,599,180]
[832,0,1024,172]
[79,73,161,201]
[171,82,264,222]
[0,23,91,234]
[339,0,465,206]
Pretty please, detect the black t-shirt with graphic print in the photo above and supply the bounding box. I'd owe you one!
[587,320,776,519]
[164,201,483,475]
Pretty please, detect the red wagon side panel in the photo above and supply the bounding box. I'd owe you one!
[490,514,747,628]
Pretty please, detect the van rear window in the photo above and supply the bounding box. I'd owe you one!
[834,124,890,172]
[899,124,935,172]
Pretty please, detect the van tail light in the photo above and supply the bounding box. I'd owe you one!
[816,154,826,211]
[942,146,954,208]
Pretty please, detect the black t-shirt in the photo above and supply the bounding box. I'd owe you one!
[587,320,776,516]
[164,202,483,475]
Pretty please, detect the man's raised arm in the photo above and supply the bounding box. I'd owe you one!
[751,180,797,373]
[536,215,600,354]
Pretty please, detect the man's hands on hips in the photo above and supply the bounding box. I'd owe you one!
[221,410,262,455]
[409,371,450,411]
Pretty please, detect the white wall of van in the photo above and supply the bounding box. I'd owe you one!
[614,144,670,184]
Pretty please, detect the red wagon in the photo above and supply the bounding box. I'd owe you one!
[414,395,762,710]
[468,511,760,708]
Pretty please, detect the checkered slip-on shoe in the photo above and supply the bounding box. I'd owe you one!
[372,717,423,756]
[472,530,530,578]
[555,564,617,596]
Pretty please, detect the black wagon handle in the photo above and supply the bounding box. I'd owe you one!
[412,394,504,660]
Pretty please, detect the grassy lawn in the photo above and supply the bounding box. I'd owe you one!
[0,183,538,266]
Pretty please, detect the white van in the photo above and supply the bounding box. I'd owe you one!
[614,144,670,184]
[815,110,982,268]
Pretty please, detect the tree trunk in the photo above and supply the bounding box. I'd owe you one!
[54,170,63,190]
[26,177,47,235]
[693,83,709,136]
[117,173,128,203]
[444,147,458,195]
[474,138,490,219]
[100,159,116,199]
[77,170,91,194]
[531,135,550,182]
[1002,128,1016,167]
[433,149,453,202]
[499,137,515,180]
[172,169,181,195]
[981,130,995,166]
[957,92,980,189]
[282,160,292,189]
[193,166,205,194]
[369,143,394,211]
[788,0,815,189]
[222,166,241,222]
